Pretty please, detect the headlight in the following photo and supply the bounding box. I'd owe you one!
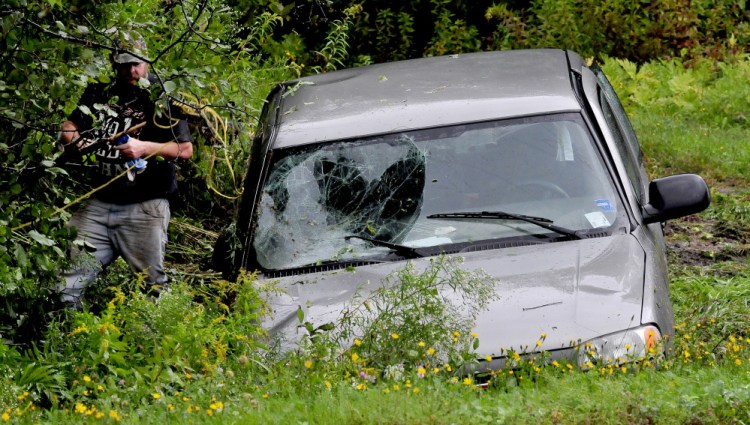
[577,325,661,368]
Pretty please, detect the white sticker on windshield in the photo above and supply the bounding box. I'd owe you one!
[585,211,611,228]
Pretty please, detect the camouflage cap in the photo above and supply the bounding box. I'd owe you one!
[112,34,148,64]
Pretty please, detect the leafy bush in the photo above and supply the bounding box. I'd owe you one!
[0,0,299,344]
[333,256,497,372]
[229,0,750,69]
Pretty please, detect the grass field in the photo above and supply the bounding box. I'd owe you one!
[5,56,750,424]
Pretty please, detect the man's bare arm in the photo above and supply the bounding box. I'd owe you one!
[114,138,194,161]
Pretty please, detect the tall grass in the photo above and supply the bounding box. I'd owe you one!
[4,56,750,424]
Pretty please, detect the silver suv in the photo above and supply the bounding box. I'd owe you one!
[216,49,710,366]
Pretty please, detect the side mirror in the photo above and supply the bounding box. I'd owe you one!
[642,174,710,224]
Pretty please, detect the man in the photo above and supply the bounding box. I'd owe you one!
[59,35,193,307]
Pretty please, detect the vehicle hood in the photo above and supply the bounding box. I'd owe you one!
[259,234,645,356]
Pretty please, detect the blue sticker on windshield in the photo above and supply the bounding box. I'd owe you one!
[595,199,614,212]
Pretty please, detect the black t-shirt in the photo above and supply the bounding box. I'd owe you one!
[67,74,192,204]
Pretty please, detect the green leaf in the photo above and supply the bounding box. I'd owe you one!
[14,244,27,268]
[28,230,56,247]
[316,322,335,332]
[296,306,304,323]
[163,81,177,94]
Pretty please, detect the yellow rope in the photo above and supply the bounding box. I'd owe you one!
[179,92,244,201]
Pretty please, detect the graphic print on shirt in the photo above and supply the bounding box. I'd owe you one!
[87,104,146,177]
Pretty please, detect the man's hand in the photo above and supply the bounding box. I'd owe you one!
[113,136,147,159]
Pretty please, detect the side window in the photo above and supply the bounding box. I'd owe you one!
[593,68,646,203]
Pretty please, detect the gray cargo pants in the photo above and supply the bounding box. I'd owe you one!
[60,198,170,306]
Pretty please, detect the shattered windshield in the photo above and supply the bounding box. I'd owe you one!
[253,113,624,270]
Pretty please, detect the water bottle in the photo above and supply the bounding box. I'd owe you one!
[114,134,147,173]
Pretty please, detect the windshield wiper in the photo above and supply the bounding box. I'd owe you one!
[426,211,582,240]
[345,235,425,259]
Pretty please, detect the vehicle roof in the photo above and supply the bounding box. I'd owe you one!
[272,49,583,148]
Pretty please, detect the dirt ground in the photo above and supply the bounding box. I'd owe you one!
[663,187,749,272]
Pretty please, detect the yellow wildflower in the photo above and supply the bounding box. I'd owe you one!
[152,393,161,400]
[69,325,89,336]
[391,333,399,340]
[304,360,313,368]
[83,375,91,383]
[354,339,362,346]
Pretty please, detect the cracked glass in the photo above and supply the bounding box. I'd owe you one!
[253,113,624,270]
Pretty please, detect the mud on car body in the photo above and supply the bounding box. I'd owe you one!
[214,49,710,368]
